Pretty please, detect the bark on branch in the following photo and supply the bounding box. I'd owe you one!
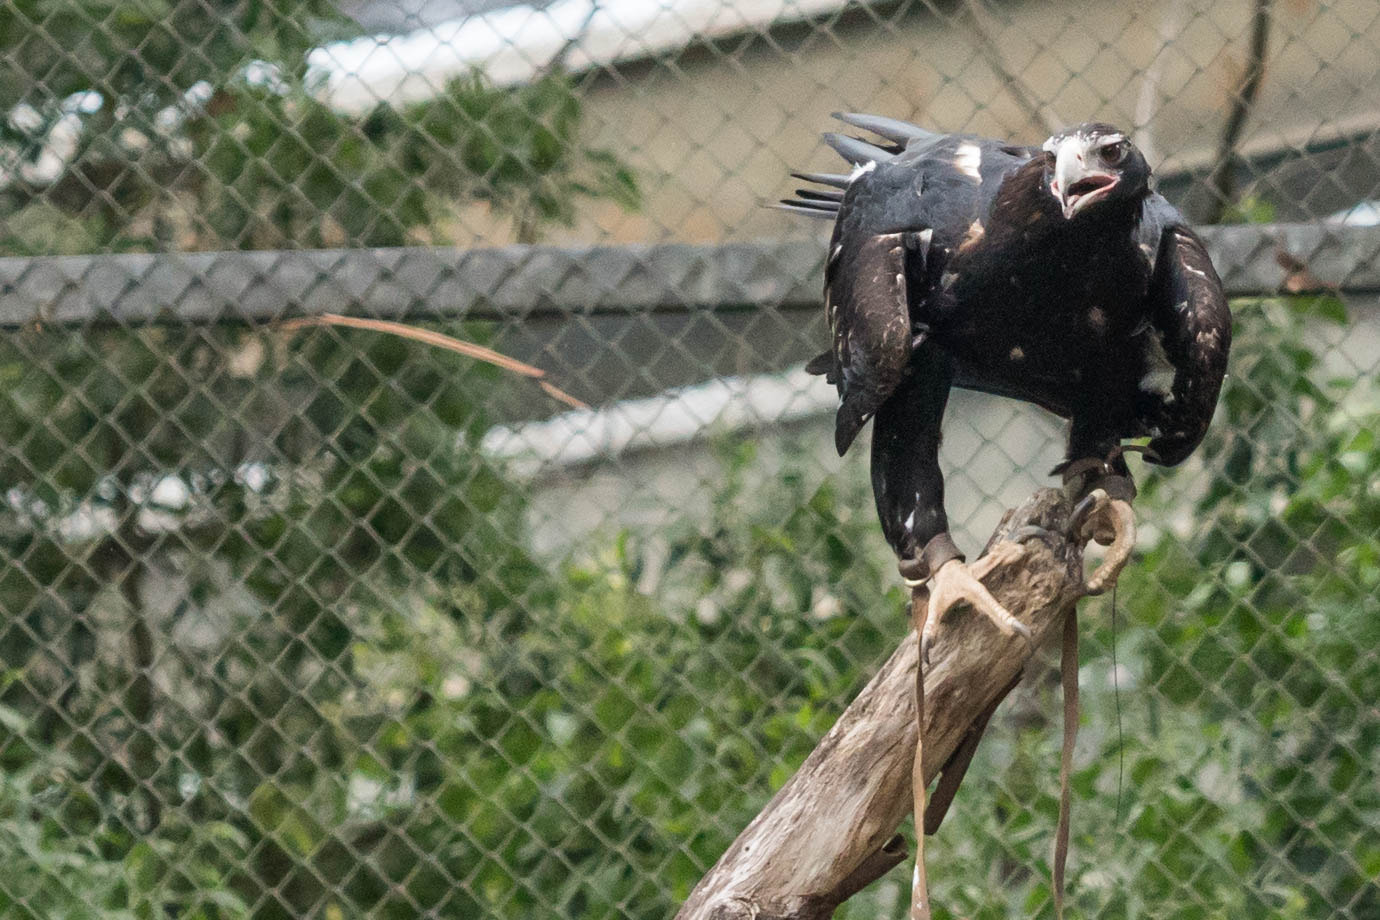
[675,487,1092,920]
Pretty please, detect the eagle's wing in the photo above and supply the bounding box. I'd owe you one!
[784,117,935,456]
[791,115,1012,455]
[818,228,926,455]
[1138,196,1232,466]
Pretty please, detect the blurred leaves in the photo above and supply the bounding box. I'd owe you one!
[0,297,1376,916]
[928,292,1380,918]
[0,0,639,252]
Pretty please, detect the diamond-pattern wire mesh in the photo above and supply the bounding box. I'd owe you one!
[2,0,1379,917]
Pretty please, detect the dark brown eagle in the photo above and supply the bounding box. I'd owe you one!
[784,113,1231,706]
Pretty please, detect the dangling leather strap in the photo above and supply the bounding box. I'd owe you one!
[909,587,932,920]
[1053,607,1079,920]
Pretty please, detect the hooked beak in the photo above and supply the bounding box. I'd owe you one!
[1050,137,1119,219]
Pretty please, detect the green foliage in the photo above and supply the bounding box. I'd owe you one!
[0,0,639,251]
[0,701,251,919]
[924,292,1380,918]
[0,0,336,112]
[395,441,899,916]
[1,293,1377,918]
[0,323,543,916]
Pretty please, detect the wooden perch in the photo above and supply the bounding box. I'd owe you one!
[675,487,1093,920]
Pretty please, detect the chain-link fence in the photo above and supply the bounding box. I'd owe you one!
[2,0,1379,917]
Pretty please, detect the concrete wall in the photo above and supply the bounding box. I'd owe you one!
[453,0,1380,246]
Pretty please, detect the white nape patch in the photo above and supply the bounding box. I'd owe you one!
[1139,330,1176,400]
[903,509,916,532]
[941,271,959,290]
[1184,265,1209,280]
[829,243,843,265]
[954,143,982,180]
[1009,346,1025,361]
[848,160,877,182]
[1087,307,1107,330]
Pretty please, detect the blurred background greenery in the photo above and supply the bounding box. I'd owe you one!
[2,0,1380,918]
[3,294,1377,918]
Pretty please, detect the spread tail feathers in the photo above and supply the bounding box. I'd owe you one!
[777,180,846,218]
[832,112,937,146]
[823,132,896,166]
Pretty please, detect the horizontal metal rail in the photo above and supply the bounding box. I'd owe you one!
[1,223,1377,327]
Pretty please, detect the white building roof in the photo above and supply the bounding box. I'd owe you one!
[481,363,834,476]
[311,0,850,113]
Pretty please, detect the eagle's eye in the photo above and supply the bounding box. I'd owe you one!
[1100,140,1131,167]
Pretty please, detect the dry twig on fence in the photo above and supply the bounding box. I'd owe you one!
[675,487,1111,920]
[275,313,589,409]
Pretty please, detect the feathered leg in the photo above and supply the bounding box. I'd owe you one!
[874,343,1033,661]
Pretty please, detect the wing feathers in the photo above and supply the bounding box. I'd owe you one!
[794,187,844,203]
[771,203,836,219]
[1145,224,1232,465]
[827,232,915,455]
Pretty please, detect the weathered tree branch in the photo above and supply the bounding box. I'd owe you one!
[675,488,1091,920]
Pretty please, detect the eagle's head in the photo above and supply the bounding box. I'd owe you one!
[1042,123,1150,220]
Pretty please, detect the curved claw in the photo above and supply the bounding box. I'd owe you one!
[1067,489,1106,540]
[921,544,1034,665]
[1008,523,1062,553]
[1076,494,1137,595]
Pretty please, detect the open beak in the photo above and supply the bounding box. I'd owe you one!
[1051,137,1119,219]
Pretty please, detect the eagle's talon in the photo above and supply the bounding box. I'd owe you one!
[1008,524,1062,553]
[969,538,1027,577]
[1067,489,1107,540]
[921,546,1033,665]
[1074,493,1137,595]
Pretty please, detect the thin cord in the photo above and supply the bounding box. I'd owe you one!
[1111,583,1125,826]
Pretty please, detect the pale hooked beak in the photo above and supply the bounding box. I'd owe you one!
[1050,136,1118,219]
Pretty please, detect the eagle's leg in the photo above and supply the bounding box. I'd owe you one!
[874,343,1035,665]
[1060,424,1140,595]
